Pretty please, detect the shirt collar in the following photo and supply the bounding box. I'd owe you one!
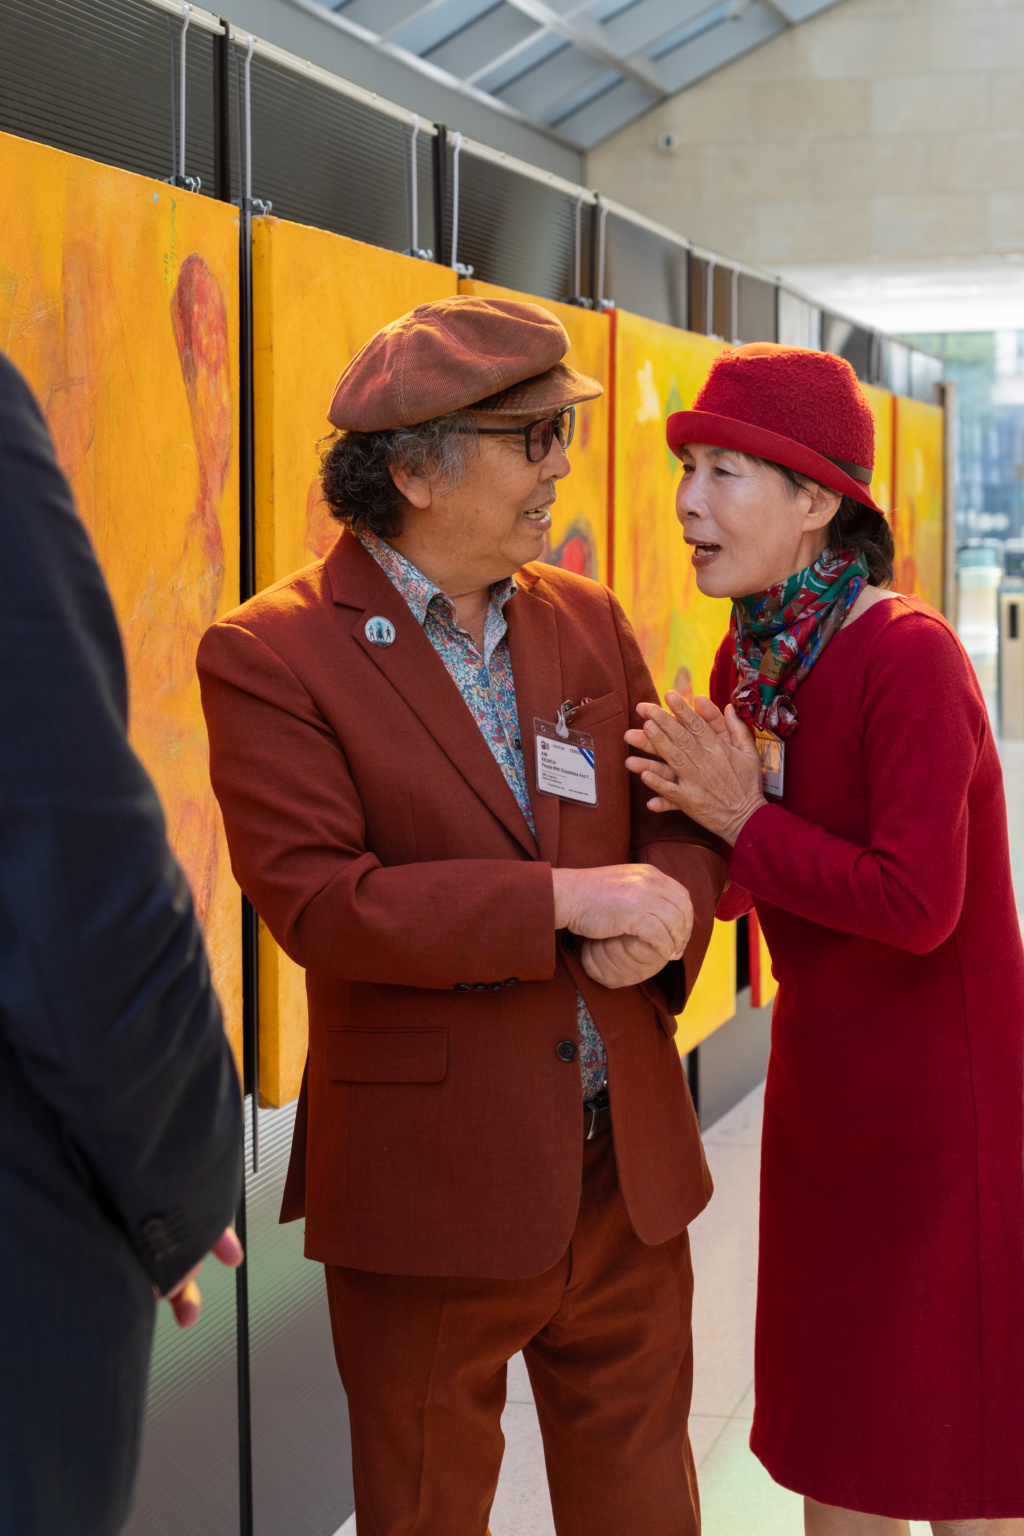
[357,527,518,628]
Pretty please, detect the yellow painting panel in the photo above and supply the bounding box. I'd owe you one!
[459,278,611,584]
[252,217,458,1104]
[675,920,737,1057]
[253,217,458,592]
[757,920,778,1009]
[611,310,735,1048]
[893,397,945,611]
[860,382,894,516]
[0,132,243,1069]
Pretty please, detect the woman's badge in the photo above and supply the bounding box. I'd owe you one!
[753,727,785,799]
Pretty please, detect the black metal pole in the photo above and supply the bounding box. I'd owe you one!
[214,23,231,203]
[234,1168,253,1536]
[236,70,259,1522]
[432,124,448,268]
[686,1048,700,1127]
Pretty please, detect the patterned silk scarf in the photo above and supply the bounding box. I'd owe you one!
[731,547,869,737]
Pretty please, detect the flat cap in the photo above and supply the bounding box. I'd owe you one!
[328,295,603,432]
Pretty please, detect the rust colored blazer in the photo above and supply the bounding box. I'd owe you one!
[198,531,725,1278]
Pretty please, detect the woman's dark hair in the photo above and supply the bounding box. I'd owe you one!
[759,457,895,588]
[320,411,477,539]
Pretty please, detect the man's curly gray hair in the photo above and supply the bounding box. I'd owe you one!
[319,410,478,539]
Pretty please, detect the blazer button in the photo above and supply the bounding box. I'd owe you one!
[454,983,471,992]
[490,982,503,991]
[560,932,578,954]
[473,983,488,991]
[556,1039,578,1062]
[504,977,519,987]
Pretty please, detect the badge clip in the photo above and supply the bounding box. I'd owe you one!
[535,702,597,805]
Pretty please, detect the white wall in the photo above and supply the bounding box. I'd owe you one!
[587,0,1024,274]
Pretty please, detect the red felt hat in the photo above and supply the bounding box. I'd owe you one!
[666,343,882,514]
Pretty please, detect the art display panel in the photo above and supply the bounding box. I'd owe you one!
[458,277,612,584]
[252,216,458,1105]
[611,309,735,1053]
[860,382,894,517]
[0,131,243,1066]
[894,397,945,612]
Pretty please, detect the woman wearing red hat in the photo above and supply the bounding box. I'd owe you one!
[624,343,1024,1535]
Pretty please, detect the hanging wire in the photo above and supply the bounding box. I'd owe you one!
[234,45,244,204]
[244,33,253,205]
[166,14,177,180]
[408,115,418,255]
[163,4,199,192]
[449,131,473,277]
[596,197,610,311]
[235,33,271,216]
[178,4,190,187]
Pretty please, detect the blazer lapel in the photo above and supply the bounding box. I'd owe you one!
[327,533,539,859]
[505,572,563,868]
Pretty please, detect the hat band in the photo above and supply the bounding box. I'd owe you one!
[821,451,872,484]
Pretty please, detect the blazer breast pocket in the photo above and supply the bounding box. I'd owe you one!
[569,689,626,733]
[326,1028,448,1083]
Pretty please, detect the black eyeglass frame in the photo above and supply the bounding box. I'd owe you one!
[464,406,576,463]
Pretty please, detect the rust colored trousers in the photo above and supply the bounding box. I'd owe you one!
[325,1134,700,1536]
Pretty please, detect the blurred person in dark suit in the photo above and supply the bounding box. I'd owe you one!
[0,352,244,1536]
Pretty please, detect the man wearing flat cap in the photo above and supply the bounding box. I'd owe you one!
[198,296,726,1535]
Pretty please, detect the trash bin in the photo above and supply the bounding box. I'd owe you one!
[958,541,1003,709]
[1000,584,1024,739]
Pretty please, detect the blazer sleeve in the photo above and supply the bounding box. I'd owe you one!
[197,621,557,988]
[0,355,241,1294]
[605,588,729,1014]
[728,610,986,953]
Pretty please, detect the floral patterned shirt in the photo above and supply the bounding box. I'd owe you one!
[359,528,607,1098]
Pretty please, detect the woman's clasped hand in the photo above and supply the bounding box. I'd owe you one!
[624,688,767,846]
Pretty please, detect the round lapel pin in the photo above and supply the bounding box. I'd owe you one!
[365,616,396,648]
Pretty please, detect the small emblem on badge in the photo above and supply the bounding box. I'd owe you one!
[365,616,396,648]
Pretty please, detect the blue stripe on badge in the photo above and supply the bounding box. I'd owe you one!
[578,748,595,768]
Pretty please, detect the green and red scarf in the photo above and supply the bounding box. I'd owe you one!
[731,547,869,737]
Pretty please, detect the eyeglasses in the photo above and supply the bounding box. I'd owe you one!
[469,406,576,463]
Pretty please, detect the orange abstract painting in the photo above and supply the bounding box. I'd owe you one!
[893,397,945,611]
[0,132,243,1066]
[252,216,458,1104]
[459,277,611,584]
[860,382,894,517]
[611,311,735,1051]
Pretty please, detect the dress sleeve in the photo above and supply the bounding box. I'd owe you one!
[728,610,987,954]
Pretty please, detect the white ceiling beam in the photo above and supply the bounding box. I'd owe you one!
[502,0,669,96]
[285,0,578,143]
[602,0,717,56]
[652,2,782,95]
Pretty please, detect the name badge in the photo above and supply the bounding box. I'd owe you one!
[534,715,598,805]
[753,726,785,799]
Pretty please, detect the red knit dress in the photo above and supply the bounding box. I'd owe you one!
[710,594,1024,1521]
